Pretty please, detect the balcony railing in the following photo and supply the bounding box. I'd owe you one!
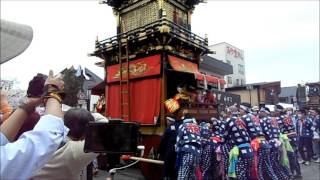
[95,18,208,53]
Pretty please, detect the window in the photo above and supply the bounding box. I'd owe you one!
[227,76,232,84]
[238,64,245,75]
[241,79,244,85]
[227,60,231,65]
[236,79,239,86]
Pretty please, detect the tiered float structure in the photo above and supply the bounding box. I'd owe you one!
[91,0,233,178]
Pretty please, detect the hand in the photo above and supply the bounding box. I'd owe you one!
[44,70,64,91]
[26,97,43,108]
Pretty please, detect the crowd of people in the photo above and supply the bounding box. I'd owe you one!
[159,104,320,180]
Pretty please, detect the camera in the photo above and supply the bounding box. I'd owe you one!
[27,73,47,98]
[84,120,140,154]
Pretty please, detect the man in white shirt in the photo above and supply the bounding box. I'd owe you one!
[0,19,68,179]
[0,73,68,179]
[33,108,99,180]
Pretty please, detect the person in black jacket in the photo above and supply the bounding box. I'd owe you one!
[296,108,315,166]
[159,116,182,180]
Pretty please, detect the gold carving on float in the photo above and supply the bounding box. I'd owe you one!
[113,62,150,79]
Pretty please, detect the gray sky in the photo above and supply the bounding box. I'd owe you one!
[1,0,319,89]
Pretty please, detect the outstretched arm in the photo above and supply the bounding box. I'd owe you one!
[0,70,68,179]
[0,97,41,142]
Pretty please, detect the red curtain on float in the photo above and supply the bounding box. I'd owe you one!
[106,85,121,118]
[106,78,161,124]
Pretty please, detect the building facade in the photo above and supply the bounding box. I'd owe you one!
[208,42,246,87]
[279,86,297,104]
[226,81,281,107]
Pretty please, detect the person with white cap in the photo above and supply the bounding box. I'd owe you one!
[278,105,302,179]
[239,103,278,180]
[0,19,69,179]
[221,105,253,180]
[259,106,290,180]
[251,106,259,116]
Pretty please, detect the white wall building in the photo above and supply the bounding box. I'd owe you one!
[208,42,246,87]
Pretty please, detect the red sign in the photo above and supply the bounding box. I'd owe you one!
[227,46,243,60]
[106,55,161,83]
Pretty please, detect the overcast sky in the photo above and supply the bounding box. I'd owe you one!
[1,0,319,89]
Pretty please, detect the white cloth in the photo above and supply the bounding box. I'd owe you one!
[91,113,109,123]
[32,139,98,180]
[0,115,69,180]
[1,19,33,64]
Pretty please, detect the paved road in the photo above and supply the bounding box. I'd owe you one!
[300,161,320,180]
[93,161,319,180]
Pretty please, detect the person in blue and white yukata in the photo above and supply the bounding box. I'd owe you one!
[240,104,278,180]
[199,121,214,180]
[210,117,226,180]
[277,106,302,179]
[222,105,253,180]
[260,107,290,180]
[176,114,201,180]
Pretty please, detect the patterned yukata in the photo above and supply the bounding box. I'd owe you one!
[176,118,201,180]
[242,114,278,180]
[260,116,290,180]
[278,115,301,177]
[223,114,253,180]
[199,122,214,180]
[211,118,228,180]
[296,117,315,162]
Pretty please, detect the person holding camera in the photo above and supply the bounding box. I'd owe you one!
[0,69,68,179]
[1,19,69,179]
[13,73,47,140]
[32,108,98,180]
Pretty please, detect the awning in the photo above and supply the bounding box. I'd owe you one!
[194,73,219,84]
[168,55,225,85]
[107,54,161,83]
[219,79,226,85]
[168,55,199,73]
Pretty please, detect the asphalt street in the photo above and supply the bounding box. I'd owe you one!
[93,161,320,180]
